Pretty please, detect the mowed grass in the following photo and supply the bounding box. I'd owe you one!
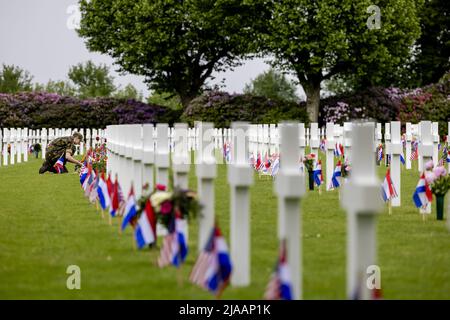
[0,152,449,300]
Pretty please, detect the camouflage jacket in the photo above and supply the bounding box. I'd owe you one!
[46,136,76,162]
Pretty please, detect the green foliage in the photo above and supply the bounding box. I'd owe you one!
[68,60,116,98]
[147,92,182,110]
[412,0,450,86]
[182,91,309,128]
[430,174,450,196]
[0,64,33,93]
[34,80,77,97]
[78,0,269,107]
[113,84,143,101]
[255,0,422,120]
[243,68,299,102]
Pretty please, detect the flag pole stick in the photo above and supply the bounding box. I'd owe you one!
[108,213,112,226]
[101,209,105,219]
[118,215,123,235]
[388,201,392,215]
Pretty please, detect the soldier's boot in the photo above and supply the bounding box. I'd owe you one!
[39,161,52,174]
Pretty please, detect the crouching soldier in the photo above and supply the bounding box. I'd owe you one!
[39,132,84,174]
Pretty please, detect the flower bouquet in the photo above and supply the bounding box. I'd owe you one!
[303,153,316,190]
[428,165,450,220]
[91,143,108,174]
[136,184,200,232]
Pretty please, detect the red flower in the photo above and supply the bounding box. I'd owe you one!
[160,201,173,215]
[156,184,166,191]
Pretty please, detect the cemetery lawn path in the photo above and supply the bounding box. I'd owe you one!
[0,156,449,299]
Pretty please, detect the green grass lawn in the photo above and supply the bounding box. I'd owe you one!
[0,153,449,299]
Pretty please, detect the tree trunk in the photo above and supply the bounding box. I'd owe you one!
[180,94,195,109]
[304,81,321,123]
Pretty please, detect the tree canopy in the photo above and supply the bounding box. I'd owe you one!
[78,0,268,107]
[68,60,116,98]
[255,0,422,121]
[244,69,299,102]
[0,64,33,93]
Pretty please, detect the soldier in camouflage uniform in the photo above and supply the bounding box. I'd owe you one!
[39,132,84,174]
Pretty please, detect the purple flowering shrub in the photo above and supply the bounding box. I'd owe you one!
[0,92,178,128]
[320,71,449,136]
[319,87,399,126]
[182,91,309,127]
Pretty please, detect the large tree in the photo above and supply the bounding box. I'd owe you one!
[68,60,116,98]
[0,64,33,93]
[413,0,450,86]
[244,68,300,102]
[78,0,268,108]
[258,0,421,121]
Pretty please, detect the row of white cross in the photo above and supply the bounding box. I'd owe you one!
[105,120,450,300]
[0,127,105,165]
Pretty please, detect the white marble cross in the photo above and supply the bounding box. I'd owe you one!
[195,121,217,252]
[131,125,143,198]
[2,128,8,166]
[275,122,305,299]
[325,122,335,190]
[432,122,439,166]
[173,123,190,189]
[228,122,253,287]
[142,124,155,191]
[384,123,391,166]
[155,123,170,189]
[405,123,412,170]
[390,121,402,207]
[341,122,383,300]
[309,123,319,159]
[343,122,352,161]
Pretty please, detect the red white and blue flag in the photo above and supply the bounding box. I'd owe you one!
[334,143,344,157]
[97,173,111,210]
[109,177,119,217]
[271,157,280,177]
[413,173,433,208]
[264,240,293,300]
[313,160,323,186]
[377,145,383,162]
[381,168,398,202]
[255,153,262,171]
[190,226,232,296]
[121,186,137,230]
[400,151,406,165]
[158,214,188,267]
[319,139,326,153]
[53,154,65,173]
[135,199,157,249]
[329,161,342,189]
[82,166,95,193]
[223,142,231,163]
[410,141,419,160]
[79,161,88,185]
[89,174,99,203]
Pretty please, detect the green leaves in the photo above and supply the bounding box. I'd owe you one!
[78,0,267,107]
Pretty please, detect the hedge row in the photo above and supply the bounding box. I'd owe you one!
[181,91,309,128]
[0,92,181,129]
[320,72,450,136]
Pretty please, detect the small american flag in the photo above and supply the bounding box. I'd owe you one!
[410,141,419,161]
[190,226,232,296]
[264,240,293,300]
